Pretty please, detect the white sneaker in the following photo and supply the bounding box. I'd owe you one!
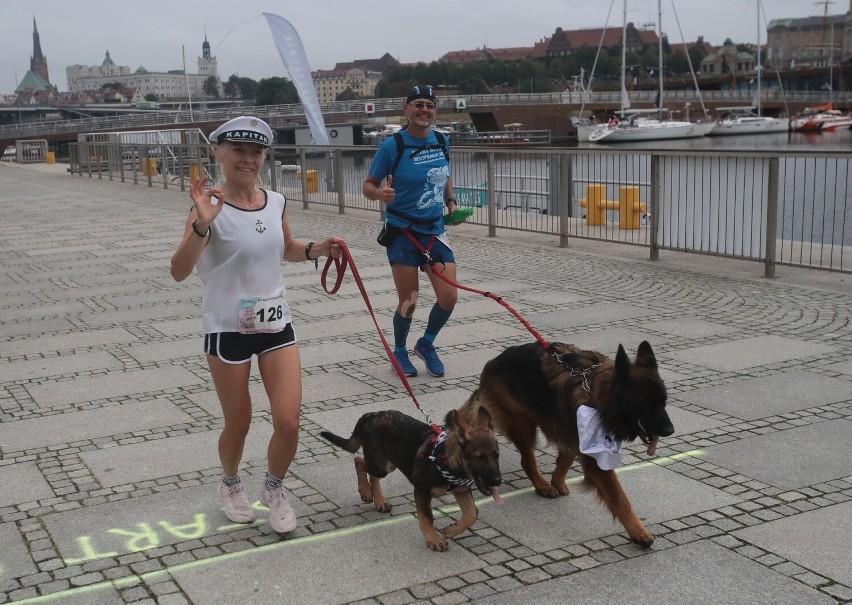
[260,485,297,533]
[217,478,255,523]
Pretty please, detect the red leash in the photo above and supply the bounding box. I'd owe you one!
[321,241,442,433]
[399,230,550,349]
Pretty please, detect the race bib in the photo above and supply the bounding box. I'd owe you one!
[238,295,287,334]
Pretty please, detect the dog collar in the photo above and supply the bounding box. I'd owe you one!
[428,431,476,488]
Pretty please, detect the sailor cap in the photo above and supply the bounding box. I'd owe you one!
[210,116,273,146]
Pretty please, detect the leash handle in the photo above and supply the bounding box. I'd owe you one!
[320,252,347,296]
[321,241,442,433]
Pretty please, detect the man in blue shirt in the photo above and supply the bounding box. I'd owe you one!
[363,85,459,378]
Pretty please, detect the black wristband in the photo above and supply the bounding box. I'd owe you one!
[305,241,318,269]
[445,197,457,206]
[191,219,209,238]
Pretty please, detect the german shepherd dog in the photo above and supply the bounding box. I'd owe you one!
[320,407,502,551]
[461,340,674,547]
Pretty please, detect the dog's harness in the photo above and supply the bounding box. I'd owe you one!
[548,351,601,395]
[569,363,601,395]
[426,431,477,489]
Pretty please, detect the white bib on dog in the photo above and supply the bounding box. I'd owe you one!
[577,405,623,471]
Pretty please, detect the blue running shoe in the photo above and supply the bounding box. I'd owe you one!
[414,337,445,377]
[393,348,418,377]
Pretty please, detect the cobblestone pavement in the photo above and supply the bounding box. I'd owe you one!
[1,161,850,604]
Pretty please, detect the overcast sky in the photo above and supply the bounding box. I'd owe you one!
[1,0,831,94]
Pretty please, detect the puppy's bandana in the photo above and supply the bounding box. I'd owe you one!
[428,431,476,489]
[577,405,623,470]
[427,431,504,505]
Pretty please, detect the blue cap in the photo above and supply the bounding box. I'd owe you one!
[210,116,273,146]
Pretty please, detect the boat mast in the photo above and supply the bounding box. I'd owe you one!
[620,0,629,114]
[657,0,664,121]
[756,0,761,115]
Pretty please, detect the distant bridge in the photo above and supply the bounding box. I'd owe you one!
[0,89,837,150]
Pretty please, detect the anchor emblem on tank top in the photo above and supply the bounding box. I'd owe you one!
[255,219,266,233]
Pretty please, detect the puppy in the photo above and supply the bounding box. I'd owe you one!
[321,407,502,551]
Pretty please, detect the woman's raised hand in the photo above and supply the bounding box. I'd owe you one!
[190,176,224,227]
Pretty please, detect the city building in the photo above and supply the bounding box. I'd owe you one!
[15,17,58,103]
[766,1,852,69]
[441,23,659,66]
[311,55,401,103]
[441,46,541,64]
[66,51,132,93]
[544,24,659,57]
[700,39,756,77]
[65,36,220,101]
[312,67,382,103]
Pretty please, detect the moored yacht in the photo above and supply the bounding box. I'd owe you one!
[708,108,790,136]
[589,111,713,143]
[588,0,712,144]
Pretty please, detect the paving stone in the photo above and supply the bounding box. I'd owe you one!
[471,542,834,604]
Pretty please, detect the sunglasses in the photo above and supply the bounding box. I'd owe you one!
[411,101,437,110]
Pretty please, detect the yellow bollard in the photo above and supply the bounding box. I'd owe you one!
[189,162,203,182]
[296,169,319,193]
[46,151,56,164]
[580,184,648,228]
[142,158,158,176]
[584,184,607,225]
[619,186,641,229]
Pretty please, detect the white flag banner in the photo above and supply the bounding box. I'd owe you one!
[263,13,329,145]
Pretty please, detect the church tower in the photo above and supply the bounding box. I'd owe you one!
[197,30,218,79]
[30,16,50,85]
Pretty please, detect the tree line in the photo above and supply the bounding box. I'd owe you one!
[137,40,729,105]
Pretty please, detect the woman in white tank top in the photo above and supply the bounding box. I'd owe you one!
[170,116,343,534]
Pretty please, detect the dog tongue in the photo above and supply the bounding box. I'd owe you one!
[491,487,504,506]
[647,436,659,457]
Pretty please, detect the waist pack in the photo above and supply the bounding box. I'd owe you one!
[377,224,400,247]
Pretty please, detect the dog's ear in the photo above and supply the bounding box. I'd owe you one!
[476,405,494,430]
[447,409,474,442]
[615,343,631,378]
[635,341,658,370]
[445,409,459,430]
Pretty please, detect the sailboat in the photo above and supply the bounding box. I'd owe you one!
[589,0,712,143]
[707,0,789,136]
[788,2,851,133]
[789,102,852,132]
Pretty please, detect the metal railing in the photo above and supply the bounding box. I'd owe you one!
[67,141,851,276]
